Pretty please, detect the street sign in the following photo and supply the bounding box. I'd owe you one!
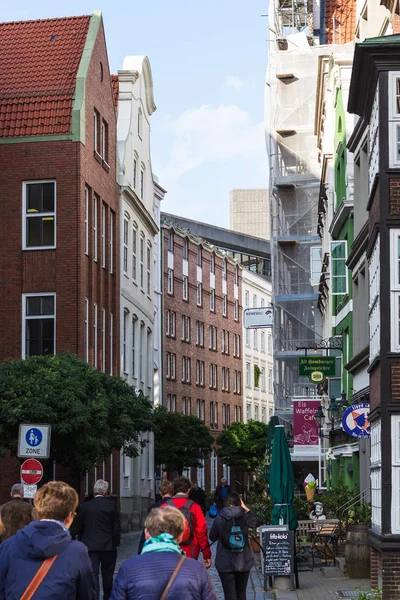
[18,424,51,459]
[243,307,273,329]
[342,403,370,438]
[23,484,37,499]
[21,459,43,485]
[298,356,336,382]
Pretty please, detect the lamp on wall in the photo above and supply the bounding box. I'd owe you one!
[315,392,347,438]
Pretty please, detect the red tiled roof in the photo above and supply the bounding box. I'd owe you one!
[111,74,119,109]
[0,15,91,138]
[325,0,356,45]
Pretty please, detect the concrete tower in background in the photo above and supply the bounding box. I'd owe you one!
[229,189,270,240]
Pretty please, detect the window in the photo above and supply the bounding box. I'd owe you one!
[101,309,106,372]
[123,309,128,373]
[132,225,137,281]
[222,294,227,317]
[261,298,265,308]
[166,394,176,412]
[139,321,145,384]
[210,289,215,312]
[371,421,381,532]
[234,370,241,394]
[210,253,215,274]
[123,218,129,274]
[23,181,56,249]
[93,195,98,262]
[253,294,257,308]
[246,362,251,388]
[133,157,137,189]
[138,107,143,138]
[254,405,259,422]
[234,266,239,285]
[84,298,89,362]
[268,368,273,393]
[330,241,348,295]
[166,353,176,380]
[222,367,225,391]
[197,246,202,267]
[109,313,113,375]
[246,329,250,346]
[223,260,227,281]
[261,331,265,352]
[221,367,230,392]
[233,334,241,357]
[109,211,114,274]
[168,231,174,253]
[93,304,98,369]
[132,316,137,377]
[197,283,202,306]
[245,291,249,308]
[221,330,229,355]
[262,407,266,422]
[234,300,239,321]
[268,333,272,355]
[253,329,258,350]
[85,187,89,255]
[210,402,218,429]
[196,321,204,346]
[140,167,144,199]
[234,406,242,422]
[209,364,218,389]
[209,325,217,351]
[261,367,266,391]
[183,276,188,300]
[94,109,100,154]
[101,204,106,268]
[371,235,380,358]
[389,231,400,352]
[170,311,176,337]
[166,310,171,336]
[196,399,205,422]
[101,119,108,163]
[310,247,322,285]
[181,316,190,342]
[246,404,251,422]
[168,269,174,295]
[23,294,55,358]
[140,236,144,290]
[147,244,151,296]
[210,450,218,489]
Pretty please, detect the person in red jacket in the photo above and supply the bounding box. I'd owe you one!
[167,476,211,568]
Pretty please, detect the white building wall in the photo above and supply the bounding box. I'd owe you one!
[241,269,273,424]
[117,56,159,529]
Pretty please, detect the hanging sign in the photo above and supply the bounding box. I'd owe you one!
[243,307,273,329]
[293,400,319,446]
[342,403,370,438]
[298,356,336,382]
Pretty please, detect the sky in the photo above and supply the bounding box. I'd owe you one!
[3,1,269,228]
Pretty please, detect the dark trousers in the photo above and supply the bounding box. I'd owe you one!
[218,570,251,600]
[89,550,117,600]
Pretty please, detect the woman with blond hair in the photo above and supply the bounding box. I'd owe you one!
[0,481,95,599]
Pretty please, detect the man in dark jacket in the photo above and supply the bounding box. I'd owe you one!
[213,478,232,510]
[0,481,94,600]
[110,505,217,600]
[138,480,174,554]
[76,479,120,600]
[189,482,207,515]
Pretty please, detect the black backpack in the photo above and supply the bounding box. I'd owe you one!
[165,498,194,545]
[220,516,248,553]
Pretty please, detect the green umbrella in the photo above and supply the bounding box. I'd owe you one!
[270,425,298,531]
[262,415,280,482]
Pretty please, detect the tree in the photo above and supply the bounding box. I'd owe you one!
[216,420,269,473]
[153,406,214,474]
[0,353,153,477]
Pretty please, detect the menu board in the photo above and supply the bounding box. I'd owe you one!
[262,529,294,577]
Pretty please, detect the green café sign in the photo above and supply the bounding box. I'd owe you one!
[298,356,336,383]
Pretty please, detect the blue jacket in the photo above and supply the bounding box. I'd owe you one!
[0,520,95,600]
[110,551,217,600]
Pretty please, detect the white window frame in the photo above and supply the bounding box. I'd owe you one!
[223,294,227,317]
[183,238,188,260]
[123,309,128,374]
[109,313,113,375]
[234,299,239,321]
[93,195,98,262]
[210,288,215,312]
[371,420,382,532]
[22,180,56,250]
[390,230,400,352]
[101,309,106,372]
[268,368,273,393]
[245,291,249,307]
[171,311,176,337]
[140,167,144,200]
[93,303,98,369]
[234,266,238,285]
[84,298,89,362]
[22,292,56,359]
[101,203,106,268]
[132,224,137,281]
[223,260,227,281]
[246,362,251,388]
[197,282,202,306]
[139,322,145,384]
[133,157,137,189]
[310,247,322,286]
[85,187,89,255]
[211,450,218,490]
[166,310,171,337]
[183,275,188,300]
[101,119,107,162]
[210,253,215,274]
[392,416,400,533]
[109,211,114,274]
[94,110,99,153]
[261,331,265,352]
[330,240,348,296]
[131,315,137,378]
[123,218,129,274]
[140,235,144,290]
[147,243,151,296]
[168,269,174,295]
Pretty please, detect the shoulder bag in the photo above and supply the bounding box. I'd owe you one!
[20,555,58,600]
[160,554,186,600]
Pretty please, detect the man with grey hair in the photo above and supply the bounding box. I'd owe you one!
[76,479,120,600]
[10,483,24,499]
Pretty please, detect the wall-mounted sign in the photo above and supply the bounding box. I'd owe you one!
[298,356,336,382]
[243,307,273,329]
[342,403,370,438]
[293,400,319,446]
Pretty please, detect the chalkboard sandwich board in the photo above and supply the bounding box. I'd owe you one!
[262,529,294,577]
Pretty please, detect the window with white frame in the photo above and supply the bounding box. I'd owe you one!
[210,253,215,274]
[183,238,188,260]
[123,309,128,373]
[132,315,137,377]
[109,211,114,274]
[166,310,171,336]
[371,420,381,532]
[268,368,273,393]
[196,399,205,421]
[181,315,190,342]
[245,291,249,308]
[109,313,113,375]
[330,241,348,295]
[261,367,266,391]
[168,230,174,253]
[23,294,55,358]
[140,236,144,290]
[253,294,257,308]
[132,224,137,281]
[133,156,137,189]
[168,269,174,295]
[391,415,400,533]
[370,235,380,359]
[210,450,218,489]
[197,245,202,267]
[246,403,251,422]
[93,195,98,262]
[140,167,144,199]
[93,303,98,369]
[253,330,258,350]
[183,275,188,300]
[197,283,202,306]
[210,288,215,311]
[123,218,129,274]
[261,331,265,352]
[388,75,400,167]
[234,300,239,321]
[170,311,176,337]
[197,459,205,488]
[222,294,227,316]
[139,321,145,384]
[246,362,251,387]
[262,406,266,422]
[222,261,227,281]
[261,298,265,308]
[268,333,272,355]
[254,404,259,421]
[310,247,322,285]
[209,325,217,350]
[23,181,56,249]
[196,320,204,346]
[389,231,400,352]
[147,243,151,296]
[234,266,238,285]
[94,109,100,154]
[101,308,106,372]
[101,204,106,268]
[84,298,89,362]
[85,187,89,255]
[101,119,108,163]
[246,329,250,346]
[222,367,226,391]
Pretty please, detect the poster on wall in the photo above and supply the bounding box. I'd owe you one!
[293,400,319,446]
[342,403,370,438]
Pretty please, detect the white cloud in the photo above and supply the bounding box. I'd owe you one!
[224,76,244,91]
[158,104,263,184]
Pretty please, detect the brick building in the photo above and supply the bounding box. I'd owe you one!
[162,222,243,492]
[0,12,120,501]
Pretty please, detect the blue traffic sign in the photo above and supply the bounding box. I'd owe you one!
[26,428,43,447]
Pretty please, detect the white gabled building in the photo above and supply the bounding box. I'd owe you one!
[115,56,160,529]
[242,269,274,424]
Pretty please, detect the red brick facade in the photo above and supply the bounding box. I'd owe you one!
[163,225,243,491]
[0,16,120,502]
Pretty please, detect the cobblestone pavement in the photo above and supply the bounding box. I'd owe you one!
[295,568,370,600]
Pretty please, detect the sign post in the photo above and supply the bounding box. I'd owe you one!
[18,424,51,459]
[243,307,273,329]
[20,458,43,486]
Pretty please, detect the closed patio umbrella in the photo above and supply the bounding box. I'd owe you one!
[270,425,298,531]
[262,415,280,483]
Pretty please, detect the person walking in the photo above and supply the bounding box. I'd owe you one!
[0,499,36,543]
[167,476,211,567]
[209,492,263,600]
[76,479,120,600]
[138,480,174,554]
[110,505,217,600]
[9,483,25,500]
[0,480,95,599]
[189,481,207,515]
[213,478,232,511]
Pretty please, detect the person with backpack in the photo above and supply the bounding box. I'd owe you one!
[166,476,211,568]
[209,492,263,600]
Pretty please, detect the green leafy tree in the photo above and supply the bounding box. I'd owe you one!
[216,420,269,473]
[0,353,153,478]
[153,406,214,474]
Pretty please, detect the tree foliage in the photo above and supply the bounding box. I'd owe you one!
[216,420,269,472]
[153,406,214,474]
[0,353,153,475]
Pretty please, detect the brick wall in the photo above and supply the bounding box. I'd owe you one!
[370,366,381,412]
[390,178,400,215]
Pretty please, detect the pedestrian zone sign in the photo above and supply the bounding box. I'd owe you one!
[18,424,51,459]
